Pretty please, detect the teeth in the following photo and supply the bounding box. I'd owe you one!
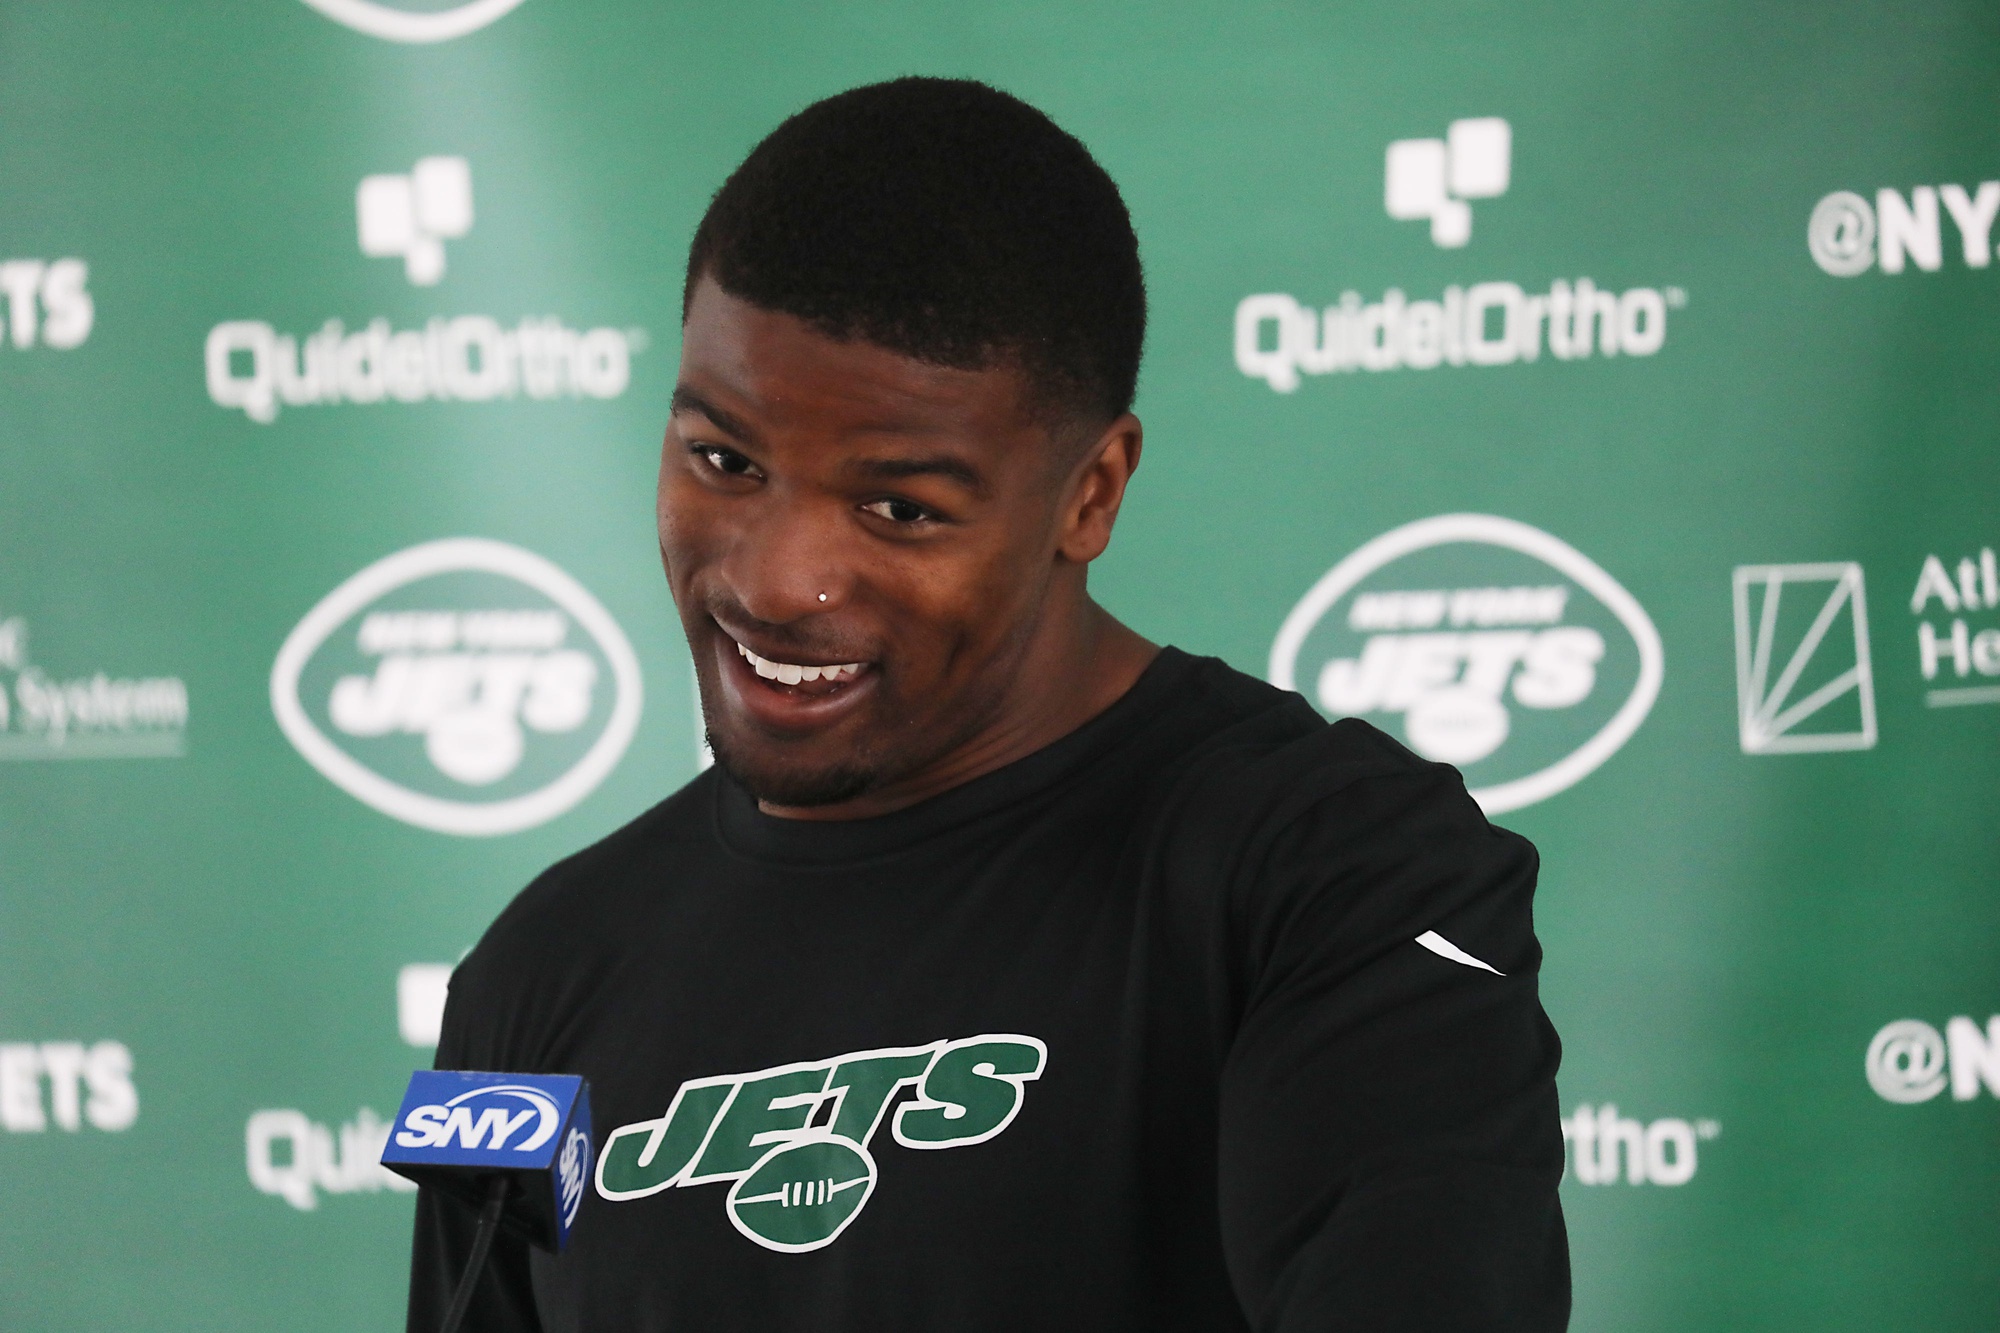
[734,639,864,685]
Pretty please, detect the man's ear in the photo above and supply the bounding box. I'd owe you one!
[1057,413,1143,565]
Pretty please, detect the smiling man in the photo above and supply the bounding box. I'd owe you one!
[410,78,1569,1332]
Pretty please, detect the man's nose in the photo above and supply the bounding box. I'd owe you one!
[719,496,855,625]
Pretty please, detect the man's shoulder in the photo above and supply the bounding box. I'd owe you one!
[455,772,719,988]
[1154,649,1446,817]
[1152,653,1528,907]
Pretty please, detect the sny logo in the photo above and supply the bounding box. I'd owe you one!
[557,1126,589,1228]
[382,1071,592,1249]
[596,1035,1046,1253]
[394,1083,563,1155]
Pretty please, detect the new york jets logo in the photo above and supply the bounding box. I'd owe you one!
[596,1035,1046,1253]
[1271,514,1662,813]
[271,538,642,836]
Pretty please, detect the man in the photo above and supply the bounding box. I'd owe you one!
[410,77,1568,1331]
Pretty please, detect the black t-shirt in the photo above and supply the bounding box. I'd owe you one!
[409,648,1569,1331]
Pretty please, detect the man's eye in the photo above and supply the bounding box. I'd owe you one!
[862,497,933,524]
[694,445,758,478]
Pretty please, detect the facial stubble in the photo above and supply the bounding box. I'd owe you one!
[698,649,1020,810]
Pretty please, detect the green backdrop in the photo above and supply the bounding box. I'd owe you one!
[3,1,1996,1328]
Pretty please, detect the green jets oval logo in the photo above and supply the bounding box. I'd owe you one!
[271,538,642,836]
[726,1138,877,1253]
[1270,514,1662,813]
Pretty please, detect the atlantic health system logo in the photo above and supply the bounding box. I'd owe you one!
[1271,515,1662,814]
[271,538,641,836]
[1731,544,2000,750]
[0,616,187,761]
[1910,543,2000,709]
[1732,562,1876,754]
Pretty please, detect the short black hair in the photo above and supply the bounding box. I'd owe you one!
[685,77,1146,426]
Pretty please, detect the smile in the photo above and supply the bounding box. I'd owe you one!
[734,639,868,686]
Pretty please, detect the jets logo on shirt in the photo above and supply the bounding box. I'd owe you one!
[595,1034,1046,1252]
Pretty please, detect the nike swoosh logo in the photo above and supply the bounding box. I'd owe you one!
[1416,929,1504,976]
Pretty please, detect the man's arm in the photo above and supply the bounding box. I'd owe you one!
[405,957,546,1333]
[1216,765,1570,1332]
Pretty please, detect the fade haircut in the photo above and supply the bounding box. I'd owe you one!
[685,77,1146,428]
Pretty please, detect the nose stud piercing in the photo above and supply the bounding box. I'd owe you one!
[818,593,828,602]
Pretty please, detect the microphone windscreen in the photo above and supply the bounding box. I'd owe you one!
[381,1069,593,1252]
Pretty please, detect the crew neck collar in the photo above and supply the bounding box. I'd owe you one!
[712,646,1197,867]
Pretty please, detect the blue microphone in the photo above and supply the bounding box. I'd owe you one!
[381,1070,593,1333]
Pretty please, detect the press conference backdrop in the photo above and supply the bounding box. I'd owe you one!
[2,0,1995,1327]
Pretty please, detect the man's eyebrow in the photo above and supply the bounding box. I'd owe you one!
[669,386,757,444]
[847,455,988,493]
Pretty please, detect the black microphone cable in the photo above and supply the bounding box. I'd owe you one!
[438,1176,510,1333]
